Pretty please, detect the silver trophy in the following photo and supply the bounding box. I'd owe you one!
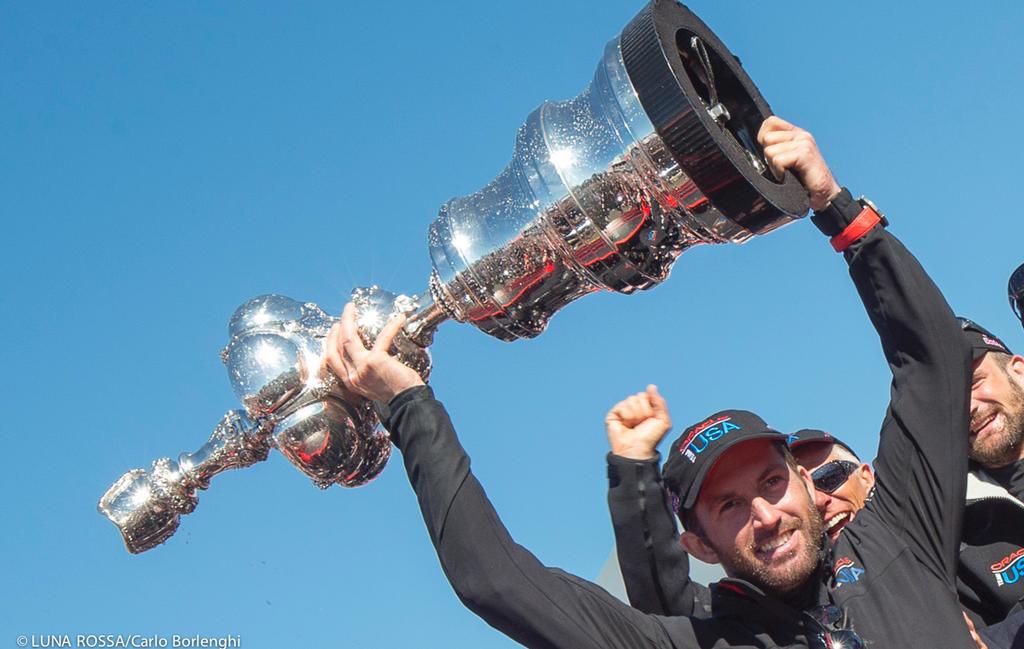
[99,0,808,553]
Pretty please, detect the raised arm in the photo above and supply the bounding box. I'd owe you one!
[606,386,711,616]
[760,116,972,585]
[324,306,687,649]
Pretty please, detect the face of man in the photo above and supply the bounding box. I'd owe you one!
[680,439,824,597]
[969,353,1024,468]
[791,443,874,544]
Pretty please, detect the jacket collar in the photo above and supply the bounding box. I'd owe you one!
[710,578,804,632]
[967,469,1022,507]
[709,537,833,631]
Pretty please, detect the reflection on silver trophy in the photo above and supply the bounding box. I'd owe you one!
[98,0,808,553]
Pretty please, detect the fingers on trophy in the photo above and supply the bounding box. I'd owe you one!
[99,0,808,553]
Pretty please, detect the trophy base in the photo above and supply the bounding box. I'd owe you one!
[620,0,809,231]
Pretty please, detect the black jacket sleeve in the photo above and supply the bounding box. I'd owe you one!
[383,385,691,649]
[816,210,971,586]
[607,453,711,617]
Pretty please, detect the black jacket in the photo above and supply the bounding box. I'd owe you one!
[606,450,712,617]
[959,468,1024,626]
[382,225,976,648]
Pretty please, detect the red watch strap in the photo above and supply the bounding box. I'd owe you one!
[829,204,882,252]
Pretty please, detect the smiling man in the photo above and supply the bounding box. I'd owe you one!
[787,430,873,543]
[665,414,824,598]
[325,118,979,648]
[604,395,875,617]
[956,320,1024,629]
[964,322,1024,470]
[602,386,876,614]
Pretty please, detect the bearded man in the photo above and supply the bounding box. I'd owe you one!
[603,389,874,618]
[957,320,1024,629]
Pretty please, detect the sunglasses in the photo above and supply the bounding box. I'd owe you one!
[807,605,866,649]
[1009,263,1024,323]
[810,460,859,494]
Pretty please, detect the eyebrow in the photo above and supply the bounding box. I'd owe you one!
[707,464,785,507]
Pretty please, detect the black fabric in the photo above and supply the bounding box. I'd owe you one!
[959,469,1024,625]
[979,610,1024,649]
[607,452,712,618]
[809,187,859,237]
[988,460,1024,501]
[383,226,976,649]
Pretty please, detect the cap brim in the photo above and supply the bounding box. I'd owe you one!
[681,431,787,509]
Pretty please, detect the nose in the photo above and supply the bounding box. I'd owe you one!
[750,496,782,530]
[969,381,988,419]
[814,489,832,515]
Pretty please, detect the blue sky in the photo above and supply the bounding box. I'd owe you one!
[2,2,1022,647]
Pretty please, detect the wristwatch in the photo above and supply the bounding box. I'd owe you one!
[811,188,887,252]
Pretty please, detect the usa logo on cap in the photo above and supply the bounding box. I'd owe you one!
[679,415,742,463]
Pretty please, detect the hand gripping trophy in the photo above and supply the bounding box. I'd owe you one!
[98,0,808,553]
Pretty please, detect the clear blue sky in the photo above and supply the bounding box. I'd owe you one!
[2,2,1022,647]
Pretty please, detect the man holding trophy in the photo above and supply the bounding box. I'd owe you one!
[324,118,979,648]
[93,2,1010,645]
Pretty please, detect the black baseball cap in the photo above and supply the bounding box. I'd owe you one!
[662,409,787,512]
[787,428,859,460]
[958,317,1013,361]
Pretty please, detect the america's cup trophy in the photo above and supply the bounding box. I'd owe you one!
[98,0,808,553]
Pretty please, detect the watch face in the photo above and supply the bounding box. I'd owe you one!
[1009,262,1024,322]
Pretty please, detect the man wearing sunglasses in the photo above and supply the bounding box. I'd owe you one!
[789,430,874,543]
[325,117,979,649]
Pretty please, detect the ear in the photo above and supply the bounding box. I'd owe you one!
[796,464,815,493]
[858,463,875,490]
[680,530,720,564]
[1007,355,1024,383]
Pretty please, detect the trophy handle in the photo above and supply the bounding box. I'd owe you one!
[97,410,270,554]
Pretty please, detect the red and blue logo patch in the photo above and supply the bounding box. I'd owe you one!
[992,549,1024,587]
[833,557,865,587]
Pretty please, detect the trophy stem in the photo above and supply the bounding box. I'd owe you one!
[98,410,271,553]
[404,295,450,347]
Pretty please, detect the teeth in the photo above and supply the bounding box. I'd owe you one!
[972,414,996,435]
[826,513,848,532]
[756,531,793,553]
